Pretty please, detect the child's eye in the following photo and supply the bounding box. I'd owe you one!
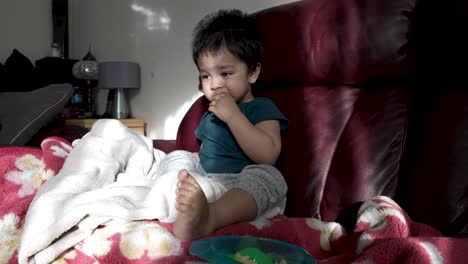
[200,74,210,80]
[221,72,233,77]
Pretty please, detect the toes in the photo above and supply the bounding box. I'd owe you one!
[178,169,189,180]
[175,169,208,219]
[178,170,200,187]
[176,180,198,195]
[176,203,190,213]
[176,189,193,205]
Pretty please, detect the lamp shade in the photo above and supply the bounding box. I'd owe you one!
[98,61,140,89]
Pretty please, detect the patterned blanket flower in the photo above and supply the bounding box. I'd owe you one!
[49,141,73,158]
[306,218,345,251]
[119,221,183,260]
[0,213,21,263]
[50,249,77,264]
[6,154,54,197]
[77,221,183,261]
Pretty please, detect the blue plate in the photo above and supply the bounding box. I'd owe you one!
[189,235,317,264]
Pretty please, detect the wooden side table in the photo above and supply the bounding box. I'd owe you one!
[64,119,146,135]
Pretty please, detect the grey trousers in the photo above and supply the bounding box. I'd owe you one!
[157,150,288,219]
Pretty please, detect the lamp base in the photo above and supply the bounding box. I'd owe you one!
[111,88,129,119]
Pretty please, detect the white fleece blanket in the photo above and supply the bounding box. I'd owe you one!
[18,119,226,264]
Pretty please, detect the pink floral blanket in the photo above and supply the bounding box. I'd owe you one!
[1,137,466,264]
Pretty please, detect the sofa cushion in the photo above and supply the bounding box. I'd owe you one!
[3,49,39,92]
[0,84,73,146]
[254,0,416,88]
[317,86,410,221]
[253,86,409,220]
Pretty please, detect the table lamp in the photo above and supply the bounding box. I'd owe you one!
[98,61,140,119]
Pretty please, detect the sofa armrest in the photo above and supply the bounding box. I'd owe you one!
[153,139,177,153]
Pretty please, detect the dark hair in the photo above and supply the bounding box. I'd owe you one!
[192,9,263,73]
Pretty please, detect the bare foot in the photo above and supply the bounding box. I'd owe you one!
[173,169,215,241]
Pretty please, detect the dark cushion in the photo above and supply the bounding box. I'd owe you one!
[0,62,8,93]
[4,49,39,92]
[0,84,73,146]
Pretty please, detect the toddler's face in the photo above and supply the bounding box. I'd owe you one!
[197,49,260,103]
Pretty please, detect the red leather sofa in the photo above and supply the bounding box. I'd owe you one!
[155,0,468,238]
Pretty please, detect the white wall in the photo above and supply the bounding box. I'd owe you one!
[0,0,52,63]
[69,0,299,140]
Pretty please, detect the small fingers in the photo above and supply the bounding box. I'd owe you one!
[209,101,216,112]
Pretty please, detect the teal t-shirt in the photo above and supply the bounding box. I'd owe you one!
[195,97,289,173]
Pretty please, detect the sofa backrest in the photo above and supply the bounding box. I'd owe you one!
[254,0,416,88]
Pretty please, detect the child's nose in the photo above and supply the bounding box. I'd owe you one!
[210,76,223,90]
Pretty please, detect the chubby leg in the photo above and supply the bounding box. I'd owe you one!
[173,169,257,241]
